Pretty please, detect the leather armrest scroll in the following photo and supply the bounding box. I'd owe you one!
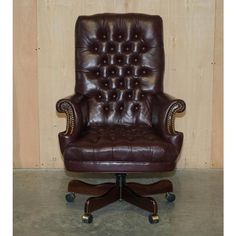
[57,98,76,136]
[165,98,186,135]
[56,94,88,152]
[152,93,186,151]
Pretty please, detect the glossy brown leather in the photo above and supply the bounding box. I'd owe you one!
[64,125,177,162]
[56,13,186,173]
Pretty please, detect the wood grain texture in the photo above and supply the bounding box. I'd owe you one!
[13,0,40,168]
[163,0,216,168]
[211,0,223,168]
[14,0,223,168]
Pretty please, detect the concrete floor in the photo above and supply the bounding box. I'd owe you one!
[14,169,223,236]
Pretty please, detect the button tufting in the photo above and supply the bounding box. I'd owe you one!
[107,42,116,53]
[141,46,146,51]
[142,69,147,75]
[116,77,125,88]
[139,44,148,53]
[101,55,109,65]
[122,42,133,54]
[103,105,109,112]
[126,69,131,75]
[130,53,140,65]
[127,93,132,99]
[104,81,109,87]
[133,104,140,111]
[111,69,116,75]
[74,15,167,131]
[112,93,117,99]
[140,93,145,98]
[125,67,132,76]
[115,55,123,64]
[102,58,108,64]
[108,66,117,76]
[119,105,124,111]
[138,67,150,76]
[97,93,103,100]
[91,41,100,53]
[118,80,124,87]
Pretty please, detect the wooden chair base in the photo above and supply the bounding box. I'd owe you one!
[66,174,175,224]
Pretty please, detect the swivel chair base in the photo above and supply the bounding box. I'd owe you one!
[65,174,175,224]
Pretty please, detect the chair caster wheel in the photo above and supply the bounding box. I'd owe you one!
[82,214,93,224]
[148,214,159,224]
[65,192,76,202]
[166,192,176,202]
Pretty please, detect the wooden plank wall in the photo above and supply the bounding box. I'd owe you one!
[13,0,223,168]
[211,0,223,168]
[13,0,40,168]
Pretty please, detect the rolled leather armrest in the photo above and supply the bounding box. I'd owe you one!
[56,94,88,152]
[152,93,186,152]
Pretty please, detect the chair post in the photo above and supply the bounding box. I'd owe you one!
[115,173,126,200]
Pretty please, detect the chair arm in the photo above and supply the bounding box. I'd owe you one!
[56,94,88,152]
[152,93,186,151]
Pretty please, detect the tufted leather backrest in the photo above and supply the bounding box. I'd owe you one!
[75,13,164,126]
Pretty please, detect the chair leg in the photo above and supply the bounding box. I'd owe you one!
[65,176,174,223]
[126,179,173,196]
[82,185,120,223]
[68,179,114,196]
[122,185,158,215]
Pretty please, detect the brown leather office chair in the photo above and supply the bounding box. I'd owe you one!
[56,13,186,224]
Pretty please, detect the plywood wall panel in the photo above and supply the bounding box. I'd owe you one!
[211,0,223,168]
[13,0,40,168]
[165,0,216,168]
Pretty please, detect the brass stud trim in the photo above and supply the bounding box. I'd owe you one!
[57,101,76,135]
[166,101,185,134]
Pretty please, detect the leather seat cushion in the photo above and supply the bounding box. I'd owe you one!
[63,125,178,163]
